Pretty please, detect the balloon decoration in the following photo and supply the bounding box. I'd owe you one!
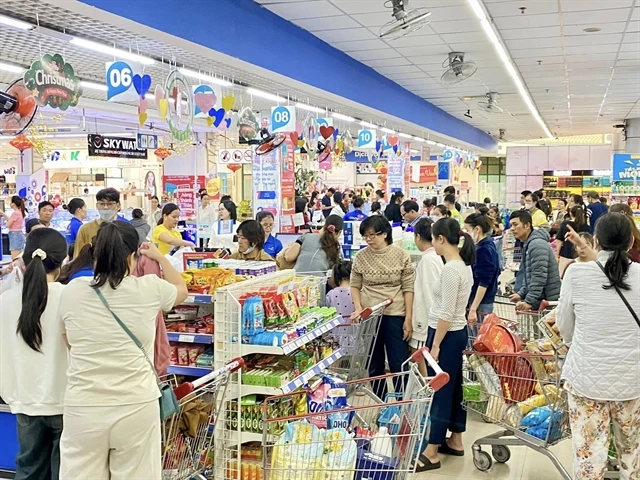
[9,134,33,153]
[227,163,242,172]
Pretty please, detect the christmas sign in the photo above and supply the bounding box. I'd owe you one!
[23,54,82,110]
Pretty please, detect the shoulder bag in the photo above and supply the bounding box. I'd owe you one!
[93,286,180,421]
[596,261,640,329]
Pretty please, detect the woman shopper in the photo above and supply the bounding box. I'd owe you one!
[152,203,196,255]
[431,204,450,221]
[557,213,640,480]
[556,205,590,277]
[525,192,550,231]
[0,228,68,480]
[375,189,387,212]
[464,212,501,325]
[609,203,640,263]
[350,215,414,399]
[131,208,151,245]
[0,195,27,259]
[208,200,239,250]
[58,221,188,479]
[369,201,383,216]
[147,195,162,232]
[330,191,347,217]
[384,191,404,223]
[416,217,474,472]
[230,220,275,262]
[285,215,343,273]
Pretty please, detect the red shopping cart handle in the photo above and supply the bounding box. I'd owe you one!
[173,357,245,400]
[359,298,393,320]
[411,347,450,392]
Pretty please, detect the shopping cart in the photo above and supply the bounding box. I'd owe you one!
[260,347,449,480]
[162,358,245,480]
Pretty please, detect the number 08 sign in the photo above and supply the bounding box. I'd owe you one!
[271,106,296,133]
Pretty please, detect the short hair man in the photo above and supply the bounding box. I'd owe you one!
[73,188,123,257]
[444,194,462,223]
[321,188,336,218]
[400,200,422,227]
[343,196,367,222]
[586,191,608,234]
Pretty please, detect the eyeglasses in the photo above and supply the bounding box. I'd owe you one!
[363,232,384,240]
[96,201,117,209]
[261,223,274,229]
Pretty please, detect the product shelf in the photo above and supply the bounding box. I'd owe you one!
[239,315,342,356]
[167,333,213,344]
[228,430,263,446]
[167,365,213,377]
[181,294,214,305]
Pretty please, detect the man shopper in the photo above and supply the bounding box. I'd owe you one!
[321,188,335,219]
[443,186,461,212]
[519,190,532,210]
[400,200,423,228]
[73,188,123,257]
[508,210,561,311]
[586,191,608,233]
[444,195,462,224]
[25,201,55,232]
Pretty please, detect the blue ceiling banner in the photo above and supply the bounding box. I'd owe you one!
[77,0,498,151]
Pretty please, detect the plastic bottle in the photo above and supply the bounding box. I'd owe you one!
[369,426,394,457]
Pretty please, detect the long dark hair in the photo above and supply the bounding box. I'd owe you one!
[322,215,344,264]
[595,213,633,291]
[464,212,496,235]
[10,195,26,218]
[157,203,179,226]
[17,228,67,352]
[58,242,94,285]
[571,205,586,228]
[333,192,347,213]
[92,221,140,289]
[414,217,434,243]
[610,203,640,251]
[220,200,238,221]
[432,217,476,266]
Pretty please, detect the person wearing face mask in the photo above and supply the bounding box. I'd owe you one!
[431,204,450,223]
[525,192,550,231]
[464,212,501,326]
[153,203,196,255]
[230,220,276,263]
[74,188,123,258]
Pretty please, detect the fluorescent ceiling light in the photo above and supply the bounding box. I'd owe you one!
[331,112,355,122]
[468,0,552,138]
[0,14,34,30]
[412,136,425,142]
[178,68,232,87]
[0,61,25,73]
[246,88,284,102]
[436,142,446,148]
[381,127,395,134]
[360,121,377,128]
[70,38,155,65]
[399,133,412,139]
[426,140,436,145]
[80,81,108,92]
[295,103,324,114]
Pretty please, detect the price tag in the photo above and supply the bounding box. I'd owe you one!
[106,61,140,102]
[271,106,296,132]
[186,295,195,304]
[178,335,195,343]
[358,129,376,149]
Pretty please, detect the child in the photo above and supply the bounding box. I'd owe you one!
[326,261,355,318]
[575,232,594,262]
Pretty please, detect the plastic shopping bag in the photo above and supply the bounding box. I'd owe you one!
[271,421,324,480]
[0,261,23,295]
[166,247,194,273]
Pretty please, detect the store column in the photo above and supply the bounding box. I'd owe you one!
[626,118,640,153]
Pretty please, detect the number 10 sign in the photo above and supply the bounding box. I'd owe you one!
[358,129,376,149]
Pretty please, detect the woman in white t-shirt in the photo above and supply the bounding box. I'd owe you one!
[58,221,188,479]
[208,200,239,251]
[0,228,69,480]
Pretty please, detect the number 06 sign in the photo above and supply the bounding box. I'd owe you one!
[106,61,141,102]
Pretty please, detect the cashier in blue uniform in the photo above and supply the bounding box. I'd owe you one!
[256,211,283,258]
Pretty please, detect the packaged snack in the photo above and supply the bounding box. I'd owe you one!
[307,375,348,429]
[187,346,203,367]
[177,347,189,366]
[169,345,178,365]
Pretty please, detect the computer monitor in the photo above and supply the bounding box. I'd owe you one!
[276,233,302,249]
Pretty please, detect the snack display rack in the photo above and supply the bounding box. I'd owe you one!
[212,270,347,479]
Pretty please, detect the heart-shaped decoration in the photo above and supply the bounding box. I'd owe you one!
[138,112,148,126]
[138,97,148,114]
[319,125,334,140]
[393,144,399,153]
[208,107,226,128]
[195,92,217,114]
[220,117,231,130]
[333,128,339,140]
[206,117,214,127]
[158,98,168,120]
[132,74,152,98]
[375,140,382,153]
[290,132,299,145]
[297,139,305,148]
[388,136,399,146]
[221,95,235,111]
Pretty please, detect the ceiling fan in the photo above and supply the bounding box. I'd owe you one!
[477,92,504,114]
[441,52,478,85]
[379,0,431,40]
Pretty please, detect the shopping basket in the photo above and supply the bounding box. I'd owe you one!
[162,357,245,480]
[260,347,449,480]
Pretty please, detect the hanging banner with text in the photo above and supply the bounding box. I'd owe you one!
[387,153,404,194]
[163,175,205,218]
[253,150,281,231]
[88,135,148,159]
[280,136,296,233]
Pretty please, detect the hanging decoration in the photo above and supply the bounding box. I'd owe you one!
[154,146,172,161]
[341,131,354,154]
[227,163,242,173]
[23,54,82,110]
[9,134,33,153]
[164,70,194,142]
[154,85,169,120]
[221,95,235,112]
[255,128,286,156]
[302,114,317,159]
[0,79,38,136]
[237,106,259,144]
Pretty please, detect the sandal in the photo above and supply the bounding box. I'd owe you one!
[415,454,441,472]
[438,441,465,457]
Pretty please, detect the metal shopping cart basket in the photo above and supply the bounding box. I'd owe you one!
[260,347,449,480]
[162,358,245,480]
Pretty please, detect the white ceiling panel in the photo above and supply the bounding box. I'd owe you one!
[562,8,633,25]
[265,0,334,20]
[505,37,564,50]
[351,11,397,27]
[292,15,361,31]
[362,57,413,67]
[490,2,559,16]
[348,48,398,61]
[494,13,561,30]
[330,38,390,52]
[560,0,635,12]
[329,0,387,15]
[564,33,625,46]
[429,19,483,34]
[313,27,377,42]
[501,25,562,40]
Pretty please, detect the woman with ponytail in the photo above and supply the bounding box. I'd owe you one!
[415,217,474,472]
[0,195,27,258]
[557,213,640,479]
[57,221,188,477]
[285,214,344,273]
[0,228,68,479]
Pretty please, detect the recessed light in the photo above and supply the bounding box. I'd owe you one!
[583,27,601,33]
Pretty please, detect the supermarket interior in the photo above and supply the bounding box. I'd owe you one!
[0,0,639,479]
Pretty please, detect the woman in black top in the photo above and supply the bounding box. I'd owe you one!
[556,205,589,277]
[384,191,404,223]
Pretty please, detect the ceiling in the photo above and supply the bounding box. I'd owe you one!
[255,0,640,140]
[0,0,490,155]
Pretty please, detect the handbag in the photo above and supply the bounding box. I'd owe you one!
[596,261,640,329]
[93,286,180,421]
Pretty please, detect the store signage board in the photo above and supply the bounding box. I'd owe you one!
[612,153,640,181]
[44,149,120,169]
[24,54,81,110]
[88,135,148,159]
[443,149,454,161]
[137,133,158,150]
[357,129,376,149]
[271,106,296,132]
[106,61,142,102]
[438,161,451,181]
[387,152,404,193]
[218,148,253,164]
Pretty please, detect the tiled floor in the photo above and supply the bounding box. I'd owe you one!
[417,414,574,480]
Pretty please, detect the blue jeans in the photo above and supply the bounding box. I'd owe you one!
[368,315,409,400]
[15,414,63,480]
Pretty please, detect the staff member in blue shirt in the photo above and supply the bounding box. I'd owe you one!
[66,198,87,258]
[343,197,368,222]
[256,211,283,258]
